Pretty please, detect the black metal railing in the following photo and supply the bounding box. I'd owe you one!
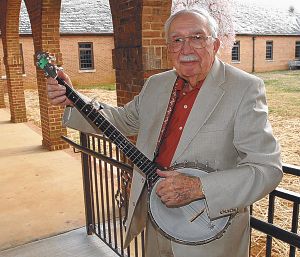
[62,132,300,257]
[250,164,300,257]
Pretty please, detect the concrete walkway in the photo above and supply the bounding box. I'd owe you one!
[0,227,117,257]
[0,108,117,257]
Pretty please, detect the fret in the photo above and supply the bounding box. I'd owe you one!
[117,138,131,151]
[141,160,155,173]
[82,105,93,116]
[108,129,121,141]
[91,112,101,122]
[137,157,152,170]
[96,115,110,130]
[121,143,137,159]
[80,103,89,112]
[86,108,97,119]
[145,164,158,176]
[129,150,144,163]
[101,123,113,134]
[71,95,80,105]
[148,168,159,180]
[99,121,112,134]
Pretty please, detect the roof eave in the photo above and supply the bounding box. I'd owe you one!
[236,33,300,36]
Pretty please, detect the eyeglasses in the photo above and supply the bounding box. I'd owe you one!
[167,34,213,53]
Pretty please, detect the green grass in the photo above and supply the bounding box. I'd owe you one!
[75,83,116,91]
[253,70,300,118]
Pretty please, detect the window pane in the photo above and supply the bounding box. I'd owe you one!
[78,43,94,70]
[232,41,240,62]
[266,41,273,60]
[295,41,300,59]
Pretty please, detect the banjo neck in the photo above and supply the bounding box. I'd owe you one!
[35,51,159,186]
[65,85,159,181]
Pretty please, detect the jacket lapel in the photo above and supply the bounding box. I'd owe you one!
[144,70,178,159]
[172,58,226,163]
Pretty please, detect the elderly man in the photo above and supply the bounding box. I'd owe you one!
[47,8,282,257]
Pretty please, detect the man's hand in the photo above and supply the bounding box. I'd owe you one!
[47,70,74,107]
[156,169,204,207]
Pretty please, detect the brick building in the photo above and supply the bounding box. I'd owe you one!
[1,0,299,90]
[222,1,300,72]
[0,0,115,89]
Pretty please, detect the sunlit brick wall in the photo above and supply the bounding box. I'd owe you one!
[220,35,300,72]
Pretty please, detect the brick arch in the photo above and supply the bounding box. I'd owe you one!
[24,0,68,150]
[0,0,27,122]
[109,0,172,106]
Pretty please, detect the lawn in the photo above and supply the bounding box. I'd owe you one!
[256,70,300,118]
[253,70,300,170]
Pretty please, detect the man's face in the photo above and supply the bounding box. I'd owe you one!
[167,13,220,84]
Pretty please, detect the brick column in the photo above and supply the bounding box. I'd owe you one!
[109,0,172,206]
[0,58,5,108]
[25,0,68,150]
[0,0,27,122]
[142,1,171,74]
[110,0,171,106]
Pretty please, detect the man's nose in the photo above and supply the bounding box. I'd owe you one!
[182,39,194,54]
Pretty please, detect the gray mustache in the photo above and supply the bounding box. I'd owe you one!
[179,55,199,62]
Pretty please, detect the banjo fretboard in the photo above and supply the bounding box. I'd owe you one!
[61,81,159,183]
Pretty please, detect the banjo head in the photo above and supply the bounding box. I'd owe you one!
[148,166,234,245]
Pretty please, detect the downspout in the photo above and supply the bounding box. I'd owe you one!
[252,36,256,73]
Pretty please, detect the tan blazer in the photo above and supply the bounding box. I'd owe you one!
[63,58,282,257]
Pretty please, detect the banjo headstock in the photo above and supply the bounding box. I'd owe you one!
[35,51,58,79]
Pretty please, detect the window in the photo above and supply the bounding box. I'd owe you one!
[295,41,300,59]
[231,41,240,62]
[19,43,25,74]
[266,41,273,60]
[78,42,94,70]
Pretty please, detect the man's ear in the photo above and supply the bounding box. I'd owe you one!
[213,38,221,54]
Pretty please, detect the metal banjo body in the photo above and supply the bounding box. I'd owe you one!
[36,52,234,246]
[148,162,234,245]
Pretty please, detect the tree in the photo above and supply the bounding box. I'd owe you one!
[288,6,295,15]
[171,0,236,49]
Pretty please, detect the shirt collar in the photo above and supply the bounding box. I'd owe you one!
[175,76,204,92]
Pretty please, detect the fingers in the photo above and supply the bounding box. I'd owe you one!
[155,172,203,207]
[46,72,73,106]
[156,169,178,178]
[159,192,179,206]
[57,70,73,87]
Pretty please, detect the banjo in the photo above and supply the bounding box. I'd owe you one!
[36,52,234,245]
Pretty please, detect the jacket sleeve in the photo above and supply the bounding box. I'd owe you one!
[200,79,283,220]
[62,79,150,136]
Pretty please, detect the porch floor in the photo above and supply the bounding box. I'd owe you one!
[0,227,118,257]
[0,108,116,256]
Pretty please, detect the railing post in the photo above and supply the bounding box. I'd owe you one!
[266,193,275,257]
[289,203,299,257]
[80,132,94,235]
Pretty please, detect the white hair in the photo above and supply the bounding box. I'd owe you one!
[164,8,219,40]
